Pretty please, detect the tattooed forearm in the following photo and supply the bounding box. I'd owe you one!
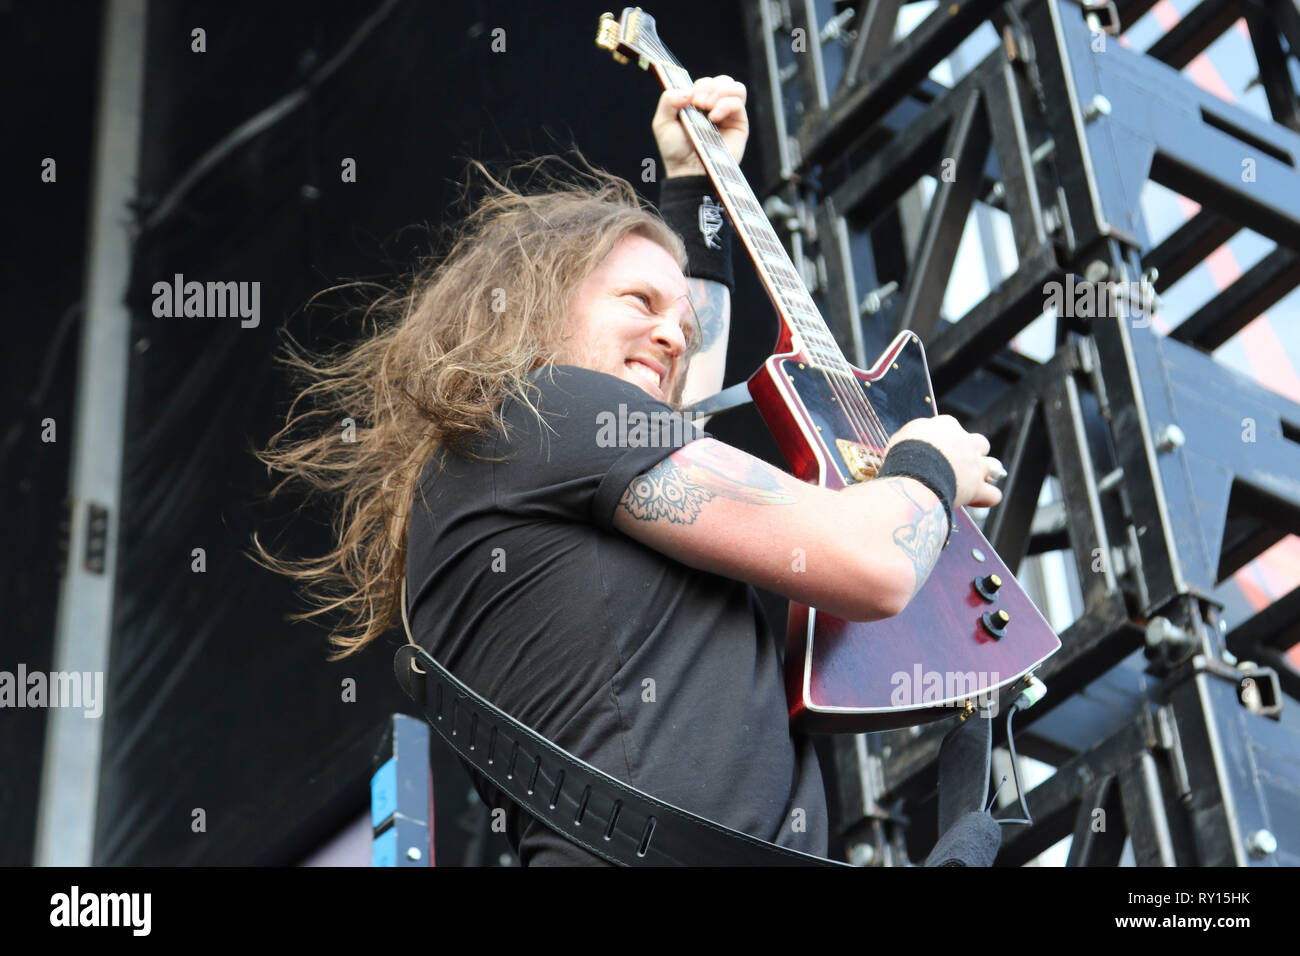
[878,477,949,599]
[676,279,732,418]
[619,442,796,524]
[684,277,730,355]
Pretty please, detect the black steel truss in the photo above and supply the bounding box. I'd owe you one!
[741,0,1300,866]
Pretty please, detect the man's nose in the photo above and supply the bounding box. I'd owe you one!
[652,316,687,355]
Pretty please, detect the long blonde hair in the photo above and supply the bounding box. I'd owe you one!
[252,157,686,659]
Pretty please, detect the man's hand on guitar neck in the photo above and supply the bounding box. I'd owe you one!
[653,75,749,178]
[886,416,1004,511]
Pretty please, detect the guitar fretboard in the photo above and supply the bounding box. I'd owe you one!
[657,62,852,377]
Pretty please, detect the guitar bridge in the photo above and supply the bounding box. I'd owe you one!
[836,438,882,483]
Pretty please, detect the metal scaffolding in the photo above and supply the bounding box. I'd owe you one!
[741,0,1300,865]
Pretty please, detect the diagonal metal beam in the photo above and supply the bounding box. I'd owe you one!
[1145,0,1240,69]
[983,397,1051,573]
[844,0,906,87]
[1226,583,1300,654]
[895,90,991,340]
[926,243,1058,395]
[1142,210,1239,291]
[1245,6,1300,132]
[797,0,1004,166]
[1170,247,1300,351]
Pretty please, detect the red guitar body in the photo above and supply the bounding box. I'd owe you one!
[748,330,1062,733]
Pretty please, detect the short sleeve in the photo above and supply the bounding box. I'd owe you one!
[493,366,708,532]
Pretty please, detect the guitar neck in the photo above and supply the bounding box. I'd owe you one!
[653,64,849,373]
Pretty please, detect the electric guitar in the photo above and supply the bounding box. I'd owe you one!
[597,8,1061,732]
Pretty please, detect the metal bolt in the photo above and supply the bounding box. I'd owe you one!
[1240,678,1263,713]
[848,843,876,866]
[406,846,422,861]
[860,280,899,316]
[1247,829,1277,857]
[1097,467,1125,493]
[820,7,857,43]
[1043,206,1062,235]
[1084,94,1111,121]
[1157,424,1186,452]
[1084,259,1110,283]
[972,548,986,562]
[762,195,800,232]
[1145,616,1186,649]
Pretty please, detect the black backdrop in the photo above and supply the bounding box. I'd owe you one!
[4,0,812,864]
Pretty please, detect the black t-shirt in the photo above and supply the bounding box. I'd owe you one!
[405,365,828,865]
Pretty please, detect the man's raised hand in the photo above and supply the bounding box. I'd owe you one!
[653,75,749,179]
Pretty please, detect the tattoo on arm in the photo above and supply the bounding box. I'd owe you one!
[878,477,948,599]
[619,441,795,525]
[685,277,730,356]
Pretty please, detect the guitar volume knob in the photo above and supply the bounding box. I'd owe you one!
[981,609,1010,640]
[974,573,1003,602]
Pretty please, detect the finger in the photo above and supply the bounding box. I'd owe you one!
[971,431,991,457]
[707,81,748,109]
[693,85,720,112]
[708,95,748,124]
[692,76,744,112]
[654,88,692,122]
[692,76,716,103]
[694,74,729,90]
[970,483,1004,508]
[713,79,746,105]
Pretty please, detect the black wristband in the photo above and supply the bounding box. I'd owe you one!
[658,175,734,291]
[878,440,957,543]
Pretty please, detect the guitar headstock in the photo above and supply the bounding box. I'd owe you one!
[596,8,680,71]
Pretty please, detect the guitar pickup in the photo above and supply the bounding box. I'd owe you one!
[835,438,882,483]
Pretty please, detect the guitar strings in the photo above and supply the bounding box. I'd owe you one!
[654,47,895,461]
[657,71,882,446]
[652,50,893,451]
[680,91,893,452]
[684,106,889,452]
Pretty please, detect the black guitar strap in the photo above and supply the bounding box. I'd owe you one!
[396,578,849,867]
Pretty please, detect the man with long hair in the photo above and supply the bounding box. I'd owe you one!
[257,76,1002,864]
